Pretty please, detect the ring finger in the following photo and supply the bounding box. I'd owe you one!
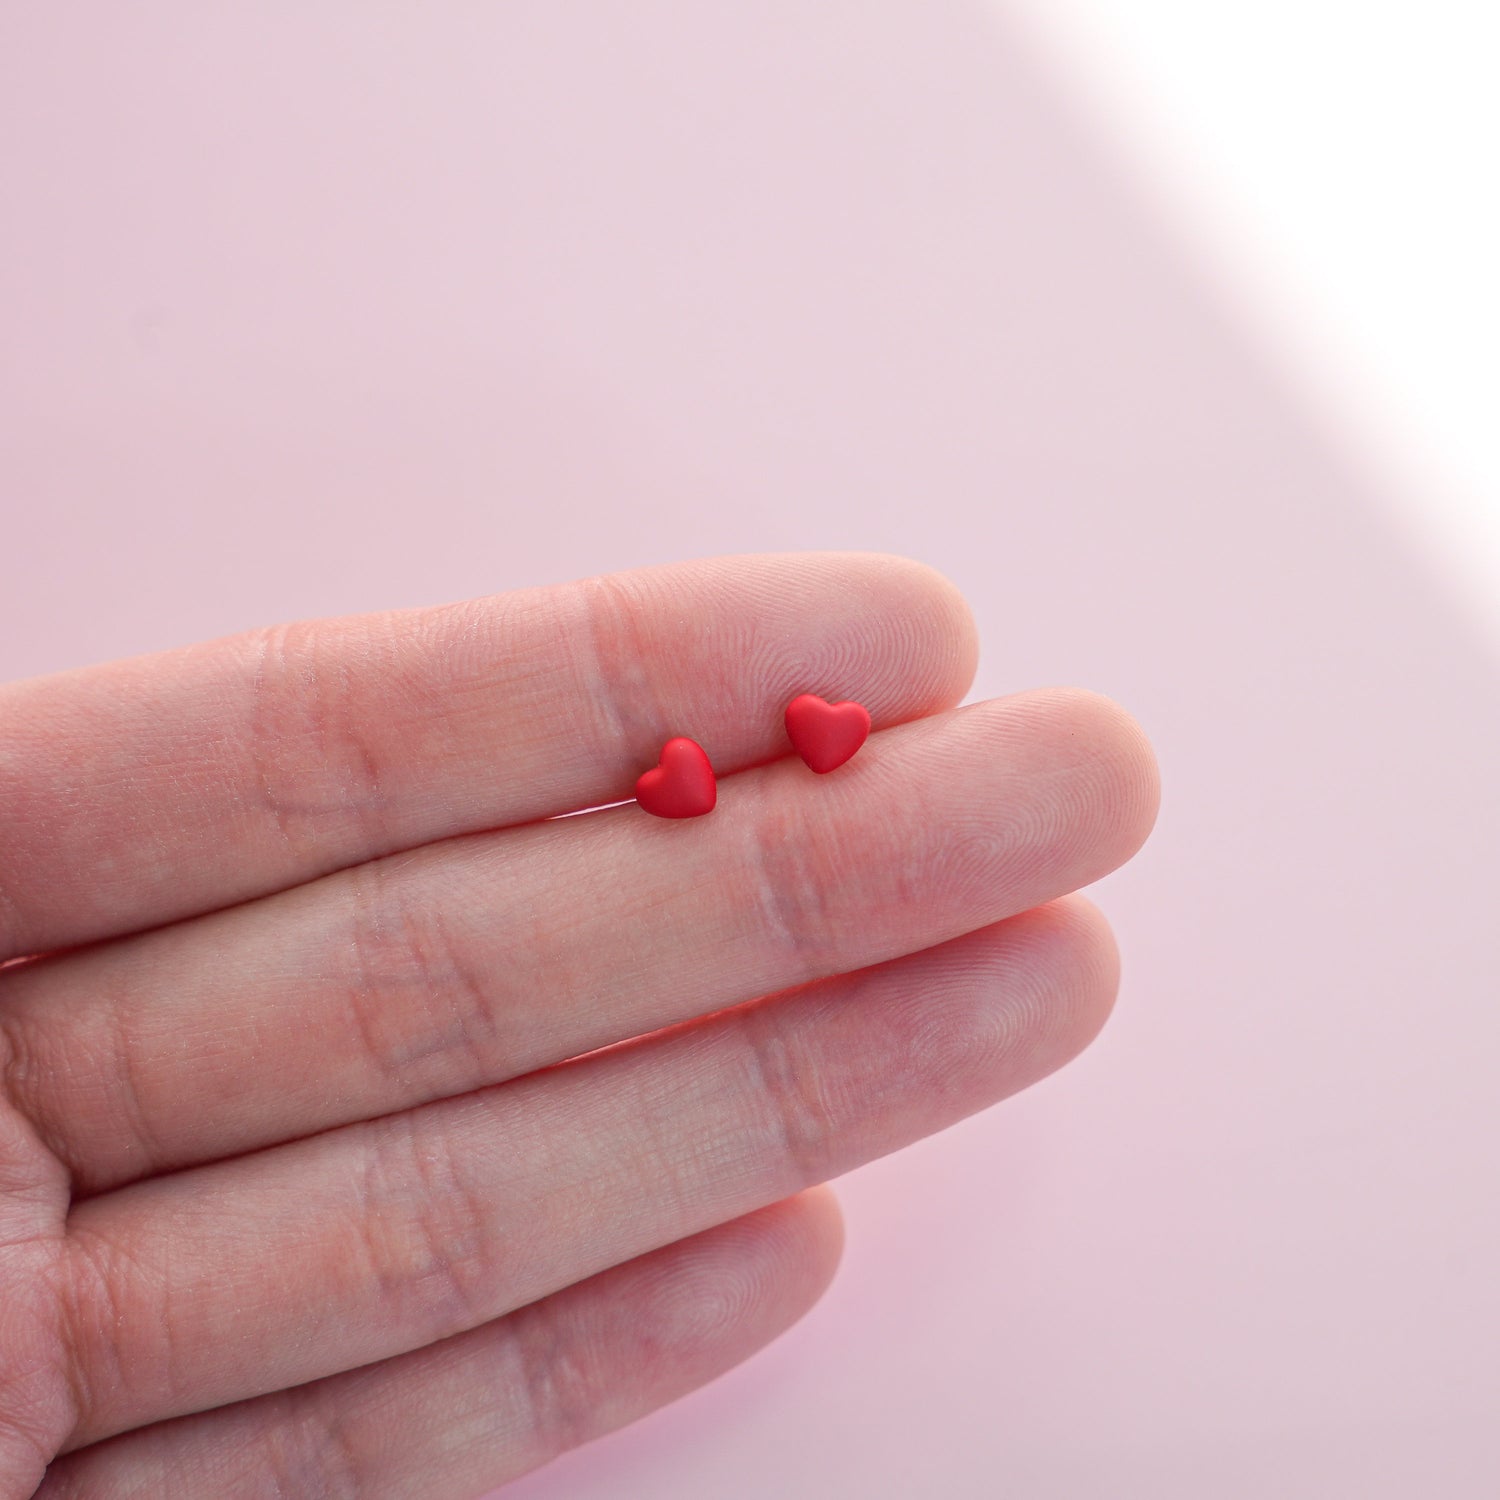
[56,893,1119,1452]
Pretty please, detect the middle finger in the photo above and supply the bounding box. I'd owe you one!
[3,688,1155,1196]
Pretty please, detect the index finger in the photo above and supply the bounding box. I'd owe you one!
[0,551,977,959]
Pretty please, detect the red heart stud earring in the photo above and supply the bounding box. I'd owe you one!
[636,736,717,818]
[785,694,870,773]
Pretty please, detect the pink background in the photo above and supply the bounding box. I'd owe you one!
[3,3,1498,1496]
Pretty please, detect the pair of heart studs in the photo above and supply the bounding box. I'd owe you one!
[635,693,871,819]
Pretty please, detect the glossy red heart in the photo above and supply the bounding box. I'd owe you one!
[635,736,717,818]
[784,693,870,773]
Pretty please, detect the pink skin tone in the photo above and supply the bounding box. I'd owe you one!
[0,552,1159,1499]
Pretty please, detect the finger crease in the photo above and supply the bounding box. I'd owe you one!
[737,1006,837,1188]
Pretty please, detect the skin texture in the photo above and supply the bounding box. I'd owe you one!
[0,552,1160,1498]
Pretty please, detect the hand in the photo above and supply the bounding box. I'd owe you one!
[0,552,1158,1498]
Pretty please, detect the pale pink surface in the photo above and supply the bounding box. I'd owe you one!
[2,4,1497,1497]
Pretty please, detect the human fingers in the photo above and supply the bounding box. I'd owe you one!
[0,551,975,960]
[54,895,1117,1451]
[37,1188,842,1499]
[4,689,1158,1195]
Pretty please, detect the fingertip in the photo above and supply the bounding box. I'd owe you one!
[782,1183,846,1297]
[1007,686,1162,876]
[846,552,980,710]
[1022,891,1124,1053]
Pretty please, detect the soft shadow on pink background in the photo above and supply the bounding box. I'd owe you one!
[3,3,1497,1496]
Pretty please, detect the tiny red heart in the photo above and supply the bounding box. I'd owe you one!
[784,693,870,773]
[635,736,717,818]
